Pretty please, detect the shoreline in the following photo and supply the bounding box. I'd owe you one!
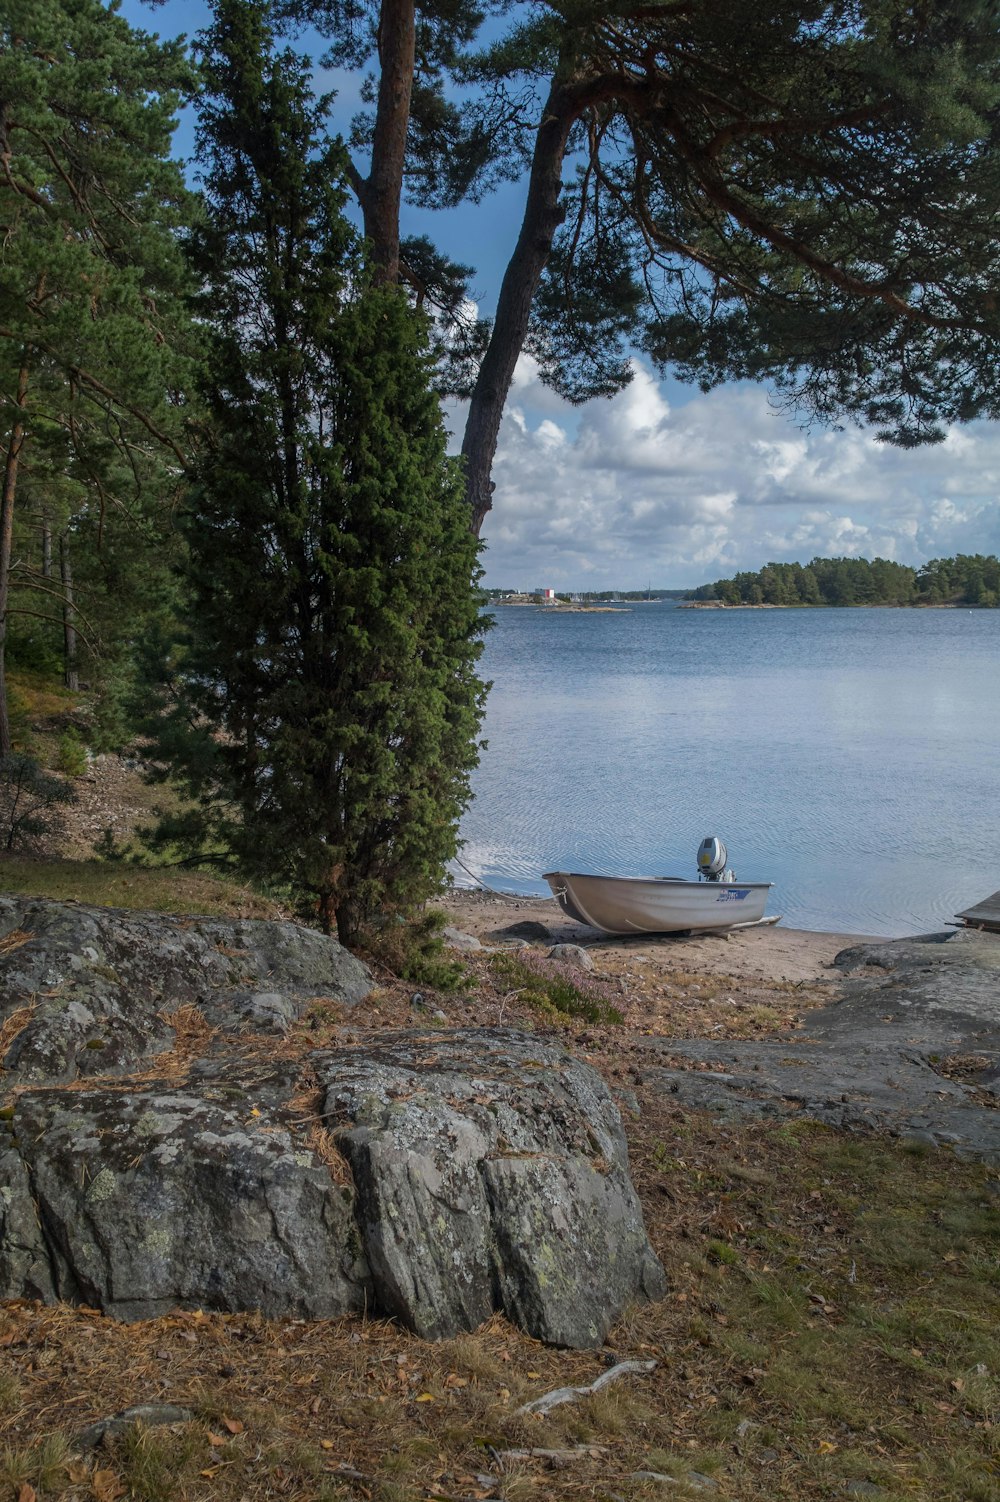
[440,884,881,986]
[678,599,991,609]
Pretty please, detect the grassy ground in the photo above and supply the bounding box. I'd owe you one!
[0,856,285,920]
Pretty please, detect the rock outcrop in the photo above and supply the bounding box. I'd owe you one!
[0,898,663,1346]
[641,928,1000,1159]
[0,895,372,1083]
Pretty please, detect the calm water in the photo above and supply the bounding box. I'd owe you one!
[456,602,1000,936]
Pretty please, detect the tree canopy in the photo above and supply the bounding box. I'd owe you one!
[0,0,197,748]
[283,0,1000,531]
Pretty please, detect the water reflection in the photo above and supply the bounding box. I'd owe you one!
[457,602,1000,936]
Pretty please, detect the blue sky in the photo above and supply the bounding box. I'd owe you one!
[123,0,1000,590]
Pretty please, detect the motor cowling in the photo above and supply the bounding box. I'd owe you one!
[697,835,728,881]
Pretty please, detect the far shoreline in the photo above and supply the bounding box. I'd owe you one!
[678,599,995,610]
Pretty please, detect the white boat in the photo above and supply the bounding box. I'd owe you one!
[542,837,775,935]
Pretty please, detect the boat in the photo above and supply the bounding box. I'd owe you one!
[543,836,775,936]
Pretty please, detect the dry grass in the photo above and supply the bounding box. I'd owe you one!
[0,858,285,920]
[154,1004,216,1072]
[0,1004,34,1066]
[0,930,32,958]
[305,1122,354,1187]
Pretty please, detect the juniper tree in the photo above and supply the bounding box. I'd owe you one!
[153,1,486,942]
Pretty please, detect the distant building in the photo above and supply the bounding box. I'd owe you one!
[534,587,556,601]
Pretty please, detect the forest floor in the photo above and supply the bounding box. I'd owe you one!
[1,694,998,1502]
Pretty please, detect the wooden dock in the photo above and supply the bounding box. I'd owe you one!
[955,890,1000,932]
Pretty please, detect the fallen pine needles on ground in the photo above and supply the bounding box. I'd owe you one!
[2,1104,999,1502]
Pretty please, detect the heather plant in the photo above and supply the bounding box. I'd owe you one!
[489,950,623,1025]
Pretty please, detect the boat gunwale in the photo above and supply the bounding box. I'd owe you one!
[542,870,772,890]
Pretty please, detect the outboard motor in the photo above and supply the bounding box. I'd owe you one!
[697,835,729,882]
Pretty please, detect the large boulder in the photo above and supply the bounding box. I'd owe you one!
[0,896,372,1083]
[3,1060,371,1321]
[0,899,663,1346]
[317,1030,665,1346]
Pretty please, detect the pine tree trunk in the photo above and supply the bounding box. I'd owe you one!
[41,513,52,578]
[318,888,336,937]
[59,532,79,691]
[367,0,416,284]
[0,355,31,756]
[461,81,576,535]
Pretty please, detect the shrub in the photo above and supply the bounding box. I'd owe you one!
[361,909,467,993]
[0,753,76,851]
[56,728,88,777]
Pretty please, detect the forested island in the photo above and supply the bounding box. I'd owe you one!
[687,554,1000,608]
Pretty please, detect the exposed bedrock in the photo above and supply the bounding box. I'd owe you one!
[0,895,372,1083]
[315,1030,666,1346]
[642,928,1000,1159]
[0,898,663,1345]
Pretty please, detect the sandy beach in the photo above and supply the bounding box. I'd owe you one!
[433,885,885,1045]
[440,884,878,986]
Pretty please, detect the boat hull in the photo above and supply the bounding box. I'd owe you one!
[542,871,772,935]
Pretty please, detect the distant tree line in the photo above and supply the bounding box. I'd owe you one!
[689,555,1000,608]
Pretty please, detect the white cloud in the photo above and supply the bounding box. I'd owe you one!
[461,362,1000,589]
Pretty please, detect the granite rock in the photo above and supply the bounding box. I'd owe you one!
[0,901,663,1345]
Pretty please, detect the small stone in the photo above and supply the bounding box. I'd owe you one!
[492,920,551,942]
[547,943,595,972]
[442,926,482,952]
[432,1009,447,1022]
[900,1130,937,1150]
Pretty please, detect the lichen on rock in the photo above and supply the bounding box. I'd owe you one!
[0,898,665,1348]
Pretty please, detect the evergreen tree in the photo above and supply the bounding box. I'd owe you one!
[151,1,486,943]
[276,0,1000,532]
[0,0,197,749]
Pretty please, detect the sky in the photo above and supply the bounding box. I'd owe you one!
[122,0,1000,592]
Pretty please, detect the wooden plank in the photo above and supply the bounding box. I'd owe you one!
[955,889,1000,930]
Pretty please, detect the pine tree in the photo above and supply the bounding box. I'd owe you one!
[0,0,197,749]
[277,0,1000,532]
[152,0,487,943]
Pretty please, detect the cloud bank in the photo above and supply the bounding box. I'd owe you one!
[460,357,1000,591]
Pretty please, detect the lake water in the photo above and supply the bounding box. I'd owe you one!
[455,601,1000,936]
